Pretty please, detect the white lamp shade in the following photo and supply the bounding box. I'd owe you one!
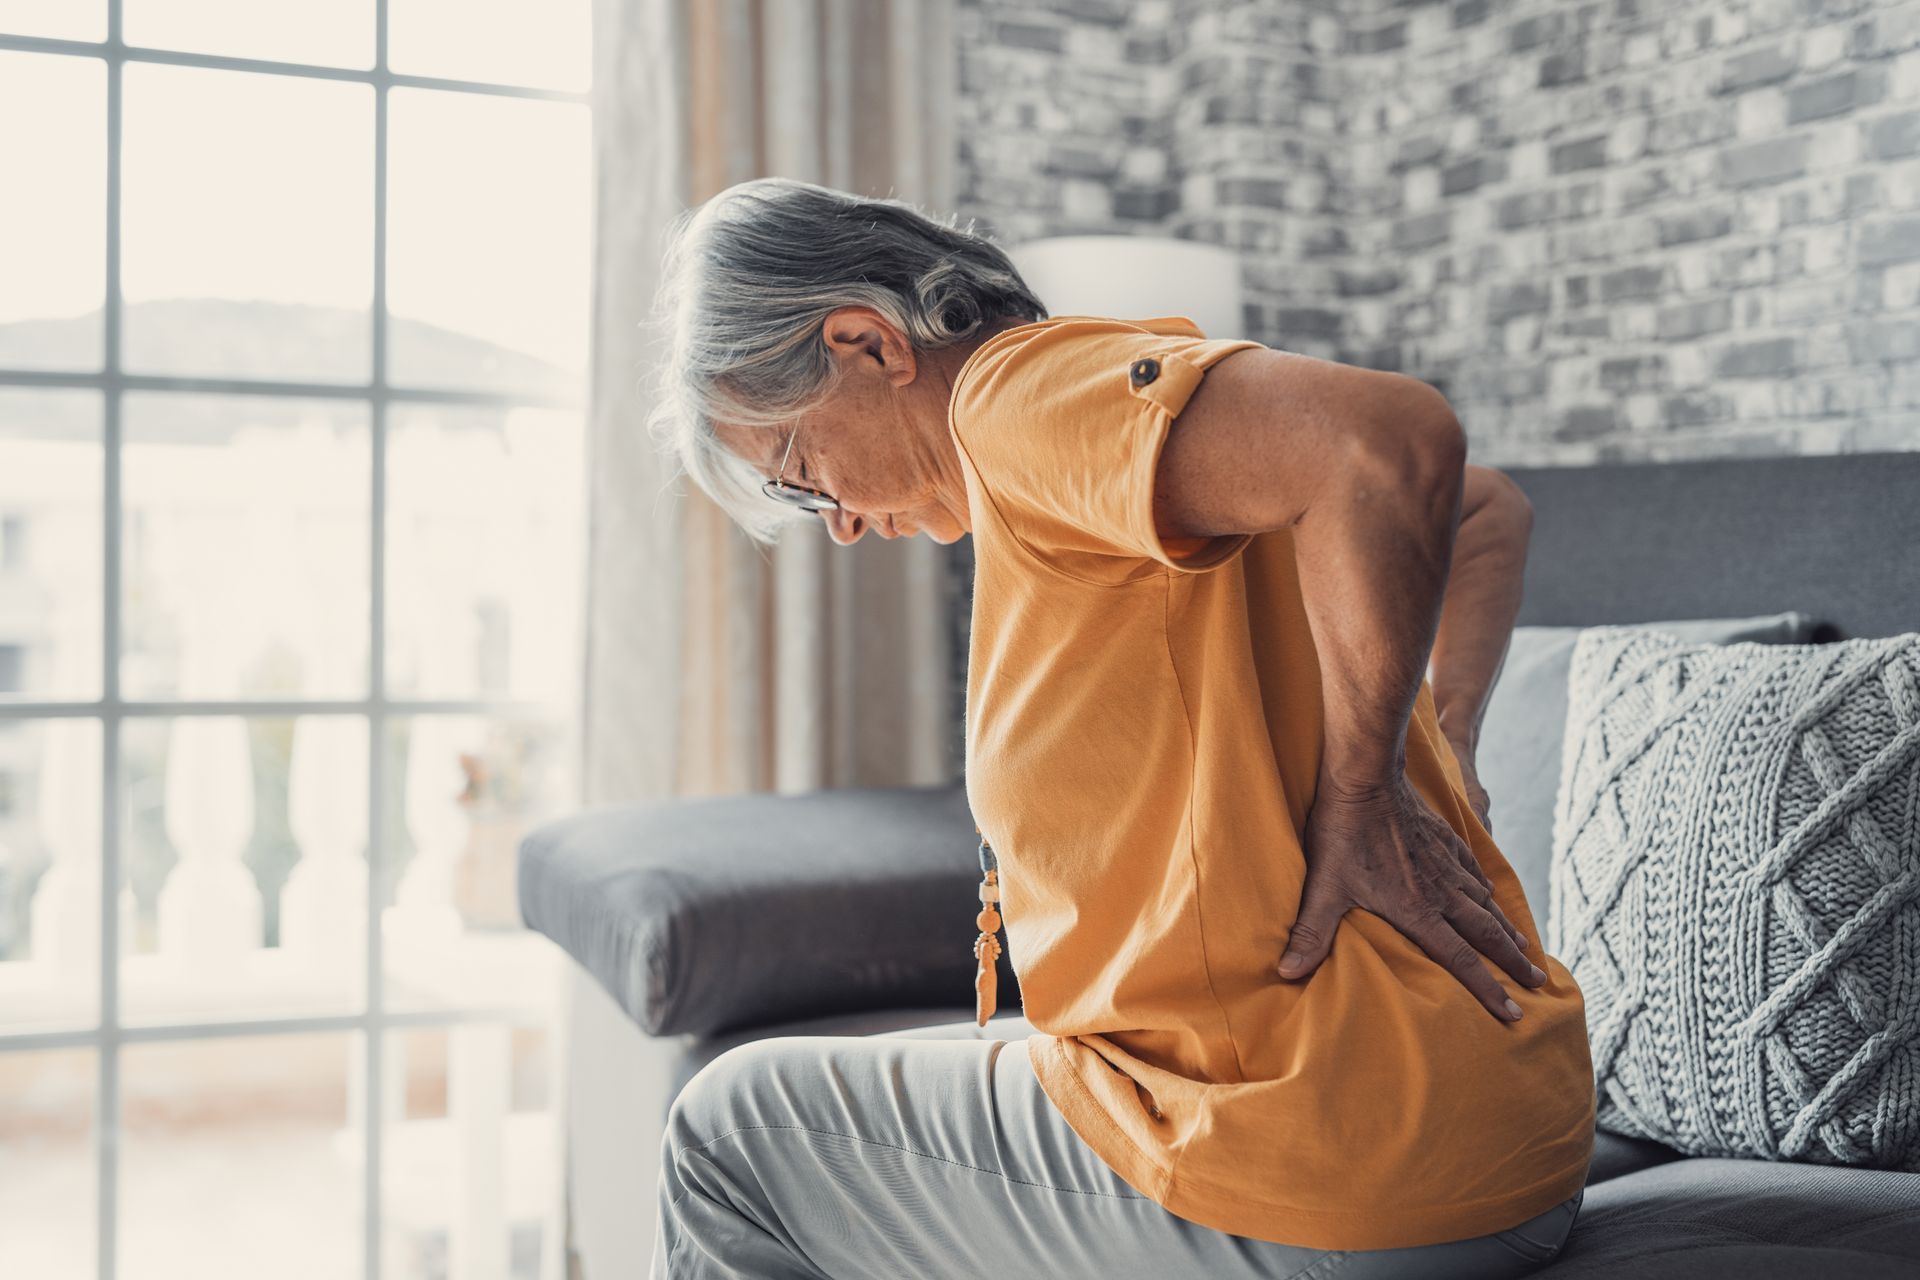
[1006,235,1246,340]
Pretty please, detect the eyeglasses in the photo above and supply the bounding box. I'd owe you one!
[761,422,839,512]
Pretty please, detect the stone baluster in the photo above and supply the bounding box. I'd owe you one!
[388,716,471,946]
[155,715,261,963]
[27,719,103,985]
[281,715,369,976]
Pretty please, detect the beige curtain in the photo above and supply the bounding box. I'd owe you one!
[585,0,962,809]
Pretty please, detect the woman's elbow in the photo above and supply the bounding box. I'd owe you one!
[1356,380,1466,503]
[1410,383,1467,479]
[1474,461,1536,536]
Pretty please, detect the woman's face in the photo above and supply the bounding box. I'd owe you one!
[715,310,973,546]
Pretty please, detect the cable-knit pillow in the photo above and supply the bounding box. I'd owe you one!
[1550,624,1920,1170]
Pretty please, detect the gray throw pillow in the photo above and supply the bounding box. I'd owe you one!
[1551,624,1920,1170]
[1475,612,1820,940]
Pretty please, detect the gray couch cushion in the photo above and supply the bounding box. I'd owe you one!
[1543,1157,1920,1277]
[1475,612,1821,936]
[1585,1131,1687,1186]
[518,782,1011,1036]
[1554,626,1920,1170]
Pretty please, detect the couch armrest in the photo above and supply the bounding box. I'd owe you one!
[517,782,1017,1037]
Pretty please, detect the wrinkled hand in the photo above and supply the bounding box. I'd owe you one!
[1279,771,1545,1022]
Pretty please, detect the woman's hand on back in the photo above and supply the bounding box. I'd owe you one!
[1279,770,1545,1022]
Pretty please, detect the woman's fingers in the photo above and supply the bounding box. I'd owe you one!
[1448,838,1531,956]
[1396,900,1527,1023]
[1454,842,1499,909]
[1276,870,1351,979]
[1436,874,1541,991]
[1480,892,1531,962]
[1454,834,1494,891]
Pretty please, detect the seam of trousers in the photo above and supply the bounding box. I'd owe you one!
[1497,1218,1562,1252]
[668,1122,1151,1213]
[1289,1247,1353,1280]
[1498,1191,1577,1251]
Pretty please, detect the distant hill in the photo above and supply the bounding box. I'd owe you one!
[0,299,579,441]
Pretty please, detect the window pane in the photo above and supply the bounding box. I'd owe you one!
[0,1048,95,1280]
[126,0,375,69]
[0,0,103,40]
[388,0,589,92]
[122,1034,360,1280]
[382,713,572,1015]
[0,718,102,1033]
[382,1026,559,1280]
[388,89,590,395]
[122,64,373,383]
[387,405,585,704]
[0,390,103,700]
[122,715,368,1026]
[123,394,369,700]
[0,53,105,372]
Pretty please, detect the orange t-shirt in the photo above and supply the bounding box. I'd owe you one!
[949,313,1596,1251]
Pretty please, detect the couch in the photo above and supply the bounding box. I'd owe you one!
[520,450,1920,1278]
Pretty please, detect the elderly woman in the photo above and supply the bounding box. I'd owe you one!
[643,177,1595,1280]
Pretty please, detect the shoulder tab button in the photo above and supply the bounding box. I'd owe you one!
[1129,357,1160,387]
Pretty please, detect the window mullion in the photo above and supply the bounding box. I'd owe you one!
[97,3,124,1275]
[364,5,391,1272]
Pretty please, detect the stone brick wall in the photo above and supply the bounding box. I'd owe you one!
[957,0,1920,460]
[942,0,1920,765]
[1349,0,1920,460]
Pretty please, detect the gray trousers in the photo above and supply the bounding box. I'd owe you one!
[651,1015,1583,1279]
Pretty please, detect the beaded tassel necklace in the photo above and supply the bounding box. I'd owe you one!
[972,823,1004,1026]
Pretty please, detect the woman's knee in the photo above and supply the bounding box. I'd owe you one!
[657,1040,839,1278]
[664,1036,823,1157]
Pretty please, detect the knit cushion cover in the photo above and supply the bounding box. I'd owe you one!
[1476,612,1821,944]
[1550,624,1920,1171]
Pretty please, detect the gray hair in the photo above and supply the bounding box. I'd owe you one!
[642,177,1048,545]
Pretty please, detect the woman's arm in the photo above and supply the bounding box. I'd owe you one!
[1154,353,1542,1021]
[1279,409,1543,1022]
[1292,414,1462,799]
[1153,346,1466,784]
[1429,465,1534,763]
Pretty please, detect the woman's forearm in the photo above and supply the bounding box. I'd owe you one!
[1427,471,1534,756]
[1294,416,1467,797]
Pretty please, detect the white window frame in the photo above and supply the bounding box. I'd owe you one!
[0,5,588,1278]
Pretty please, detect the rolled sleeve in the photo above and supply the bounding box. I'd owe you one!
[1120,342,1265,574]
[951,317,1267,582]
